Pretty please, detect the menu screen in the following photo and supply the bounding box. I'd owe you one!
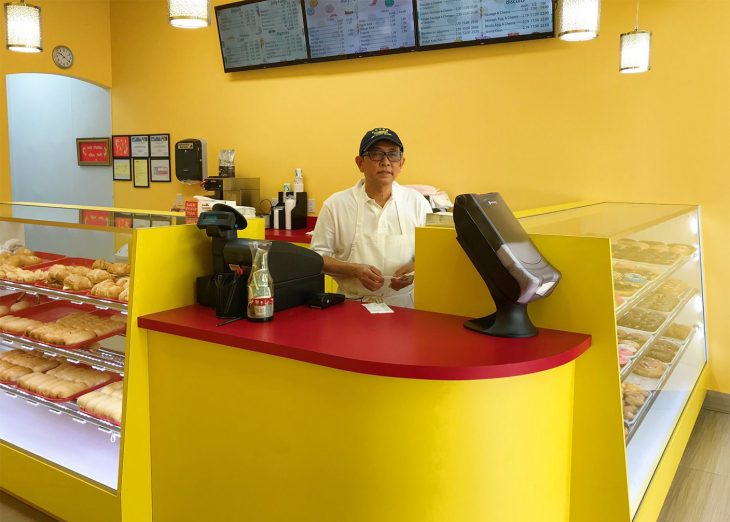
[216,0,308,71]
[416,0,553,47]
[305,0,416,59]
[215,0,554,71]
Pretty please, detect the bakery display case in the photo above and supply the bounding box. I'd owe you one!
[415,202,708,522]
[0,202,214,522]
[518,203,707,519]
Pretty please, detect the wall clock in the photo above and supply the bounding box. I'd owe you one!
[52,46,74,69]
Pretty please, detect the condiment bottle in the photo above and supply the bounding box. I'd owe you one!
[247,241,274,322]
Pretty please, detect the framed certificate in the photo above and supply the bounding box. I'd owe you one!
[133,158,150,188]
[131,135,150,158]
[113,158,132,181]
[150,158,171,182]
[149,134,170,158]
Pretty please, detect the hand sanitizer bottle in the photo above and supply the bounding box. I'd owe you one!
[293,168,304,193]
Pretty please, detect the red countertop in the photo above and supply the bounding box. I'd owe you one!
[265,216,316,244]
[138,302,590,381]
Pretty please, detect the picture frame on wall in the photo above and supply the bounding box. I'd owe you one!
[133,158,150,188]
[149,134,170,158]
[112,135,131,158]
[76,137,112,166]
[113,158,132,181]
[131,135,150,158]
[150,158,171,182]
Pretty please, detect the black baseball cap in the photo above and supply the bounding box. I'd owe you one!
[359,128,404,156]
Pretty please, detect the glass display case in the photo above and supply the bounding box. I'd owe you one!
[0,205,135,489]
[520,202,707,516]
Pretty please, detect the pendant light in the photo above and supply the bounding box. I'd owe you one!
[620,0,651,74]
[557,0,601,42]
[4,0,42,53]
[169,0,210,29]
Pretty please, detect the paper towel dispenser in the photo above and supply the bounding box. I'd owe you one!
[175,139,207,182]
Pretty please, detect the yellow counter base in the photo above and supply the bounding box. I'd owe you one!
[147,331,577,522]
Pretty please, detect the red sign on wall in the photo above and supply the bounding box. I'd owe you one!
[77,138,111,166]
[81,210,112,226]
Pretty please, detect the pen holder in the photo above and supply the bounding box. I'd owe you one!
[213,272,247,318]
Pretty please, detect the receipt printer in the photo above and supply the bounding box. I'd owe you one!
[196,204,324,317]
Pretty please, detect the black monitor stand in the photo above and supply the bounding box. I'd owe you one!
[457,236,538,338]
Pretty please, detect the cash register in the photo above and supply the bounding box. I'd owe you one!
[196,204,324,317]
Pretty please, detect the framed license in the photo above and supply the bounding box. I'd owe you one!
[76,137,111,166]
[112,135,131,158]
[131,135,150,158]
[133,158,150,188]
[149,134,170,158]
[113,158,132,181]
[150,158,171,182]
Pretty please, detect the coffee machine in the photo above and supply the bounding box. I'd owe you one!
[201,177,261,208]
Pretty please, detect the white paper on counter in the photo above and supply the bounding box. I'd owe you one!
[362,303,394,314]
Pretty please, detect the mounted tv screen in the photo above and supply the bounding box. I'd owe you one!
[216,0,308,71]
[215,0,554,72]
[305,0,416,60]
[416,0,554,48]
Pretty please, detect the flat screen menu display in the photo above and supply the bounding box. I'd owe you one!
[305,0,416,59]
[216,0,308,71]
[416,0,553,47]
[215,0,554,71]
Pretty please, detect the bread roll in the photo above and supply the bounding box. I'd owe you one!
[10,300,31,312]
[0,305,9,316]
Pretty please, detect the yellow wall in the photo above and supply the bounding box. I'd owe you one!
[0,0,113,199]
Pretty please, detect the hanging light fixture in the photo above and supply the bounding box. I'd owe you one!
[620,0,651,74]
[557,0,601,42]
[4,0,42,53]
[169,0,210,29]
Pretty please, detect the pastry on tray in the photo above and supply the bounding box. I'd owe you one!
[77,380,123,423]
[633,356,667,379]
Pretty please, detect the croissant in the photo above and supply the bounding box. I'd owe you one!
[92,259,112,270]
[87,269,113,284]
[63,274,93,291]
[107,263,130,276]
[48,264,70,282]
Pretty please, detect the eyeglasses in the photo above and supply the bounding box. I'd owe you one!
[362,150,403,162]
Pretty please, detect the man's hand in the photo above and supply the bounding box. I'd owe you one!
[352,264,385,292]
[390,261,415,291]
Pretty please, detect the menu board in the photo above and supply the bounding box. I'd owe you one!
[215,0,554,71]
[417,0,553,47]
[305,0,416,59]
[216,0,308,71]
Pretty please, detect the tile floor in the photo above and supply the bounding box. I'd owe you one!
[2,408,729,521]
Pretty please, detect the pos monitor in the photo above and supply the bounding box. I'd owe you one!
[453,193,561,338]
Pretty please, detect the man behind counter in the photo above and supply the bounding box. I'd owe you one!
[310,128,432,308]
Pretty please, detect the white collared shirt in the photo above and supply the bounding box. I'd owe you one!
[311,179,432,261]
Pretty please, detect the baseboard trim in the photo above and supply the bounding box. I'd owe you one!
[703,390,730,414]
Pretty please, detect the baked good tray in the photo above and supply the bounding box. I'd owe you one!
[30,257,96,294]
[14,368,122,403]
[0,301,127,350]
